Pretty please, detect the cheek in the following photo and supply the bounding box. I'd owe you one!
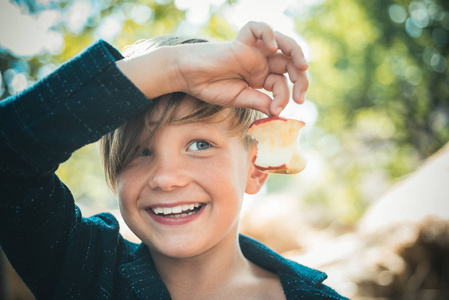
[229,147,252,192]
[115,170,148,236]
[200,150,249,198]
[116,169,144,211]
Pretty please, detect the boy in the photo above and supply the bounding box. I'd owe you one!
[0,22,346,299]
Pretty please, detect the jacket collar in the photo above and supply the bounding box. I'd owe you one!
[118,234,326,299]
[239,234,327,286]
[118,244,171,299]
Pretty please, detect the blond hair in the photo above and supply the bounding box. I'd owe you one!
[99,35,263,192]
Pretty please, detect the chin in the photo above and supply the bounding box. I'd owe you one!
[149,238,210,259]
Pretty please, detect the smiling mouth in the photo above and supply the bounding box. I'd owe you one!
[149,203,204,218]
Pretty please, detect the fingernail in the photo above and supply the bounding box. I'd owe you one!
[300,92,306,102]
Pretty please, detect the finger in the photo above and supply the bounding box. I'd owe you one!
[274,31,308,70]
[264,74,289,116]
[267,53,288,74]
[267,54,307,103]
[268,54,302,81]
[291,70,309,104]
[233,88,273,116]
[236,21,277,53]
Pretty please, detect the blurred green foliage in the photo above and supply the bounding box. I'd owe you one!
[293,0,449,224]
[1,0,448,226]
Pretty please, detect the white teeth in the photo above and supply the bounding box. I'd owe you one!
[172,206,183,214]
[151,203,203,216]
[153,207,164,214]
[171,212,195,218]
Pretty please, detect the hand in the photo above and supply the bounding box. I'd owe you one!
[174,21,309,116]
[117,21,309,116]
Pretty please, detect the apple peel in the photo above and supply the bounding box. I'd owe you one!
[248,117,306,174]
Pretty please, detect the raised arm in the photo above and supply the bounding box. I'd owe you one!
[0,40,151,298]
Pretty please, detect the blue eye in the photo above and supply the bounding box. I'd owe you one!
[139,149,151,156]
[188,140,211,151]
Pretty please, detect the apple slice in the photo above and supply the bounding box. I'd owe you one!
[247,117,306,174]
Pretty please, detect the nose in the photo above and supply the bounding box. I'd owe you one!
[148,154,190,191]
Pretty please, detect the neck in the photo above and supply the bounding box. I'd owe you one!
[150,233,251,298]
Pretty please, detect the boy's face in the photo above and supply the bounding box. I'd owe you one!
[116,96,266,259]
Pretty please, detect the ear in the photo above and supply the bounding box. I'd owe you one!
[245,145,269,195]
